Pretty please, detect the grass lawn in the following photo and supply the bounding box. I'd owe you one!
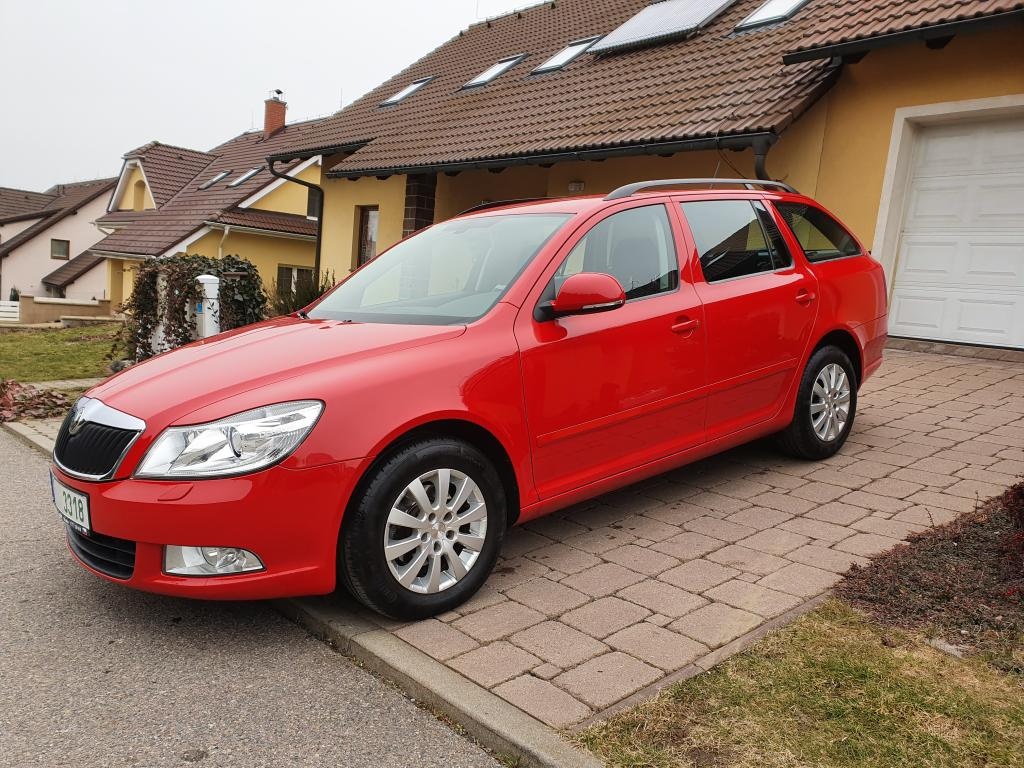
[579,601,1024,768]
[0,324,123,382]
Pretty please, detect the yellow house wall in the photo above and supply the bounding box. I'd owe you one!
[250,163,323,217]
[115,166,156,211]
[319,174,407,275]
[809,25,1024,247]
[185,230,315,290]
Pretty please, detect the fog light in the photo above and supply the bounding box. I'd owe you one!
[163,545,264,576]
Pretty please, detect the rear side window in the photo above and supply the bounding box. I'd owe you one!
[775,202,861,262]
[680,200,788,283]
[555,205,679,301]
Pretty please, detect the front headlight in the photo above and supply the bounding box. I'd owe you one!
[135,400,323,479]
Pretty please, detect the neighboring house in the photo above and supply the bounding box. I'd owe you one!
[89,97,320,306]
[0,179,116,301]
[270,0,1024,350]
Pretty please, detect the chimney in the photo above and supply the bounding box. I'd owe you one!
[264,90,287,139]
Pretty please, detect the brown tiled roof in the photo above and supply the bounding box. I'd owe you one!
[0,178,116,258]
[122,142,217,206]
[0,187,56,220]
[276,0,835,177]
[89,120,320,258]
[786,0,1024,61]
[42,252,106,289]
[209,208,317,237]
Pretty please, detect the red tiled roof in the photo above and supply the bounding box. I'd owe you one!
[0,187,56,221]
[90,120,321,258]
[209,208,317,237]
[277,0,835,177]
[122,142,216,207]
[42,252,106,289]
[0,178,116,258]
[786,0,1024,61]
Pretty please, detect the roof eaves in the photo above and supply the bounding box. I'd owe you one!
[784,8,1024,63]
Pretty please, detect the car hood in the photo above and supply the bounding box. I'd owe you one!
[90,316,465,426]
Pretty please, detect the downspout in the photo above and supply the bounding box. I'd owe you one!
[267,157,323,278]
[752,135,779,181]
[217,225,231,259]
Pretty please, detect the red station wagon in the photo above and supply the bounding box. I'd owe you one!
[50,179,887,619]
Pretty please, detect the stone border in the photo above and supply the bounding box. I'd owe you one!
[886,337,1024,363]
[2,421,53,455]
[276,596,604,768]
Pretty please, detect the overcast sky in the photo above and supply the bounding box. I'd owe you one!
[0,0,537,191]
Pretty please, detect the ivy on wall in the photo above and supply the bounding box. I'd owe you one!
[122,254,268,361]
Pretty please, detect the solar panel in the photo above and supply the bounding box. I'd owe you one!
[589,0,739,54]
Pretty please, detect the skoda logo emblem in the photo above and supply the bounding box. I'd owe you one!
[68,403,87,436]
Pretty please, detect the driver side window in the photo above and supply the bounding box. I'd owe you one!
[555,205,679,300]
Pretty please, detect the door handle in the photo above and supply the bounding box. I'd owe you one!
[671,318,700,336]
[796,289,817,305]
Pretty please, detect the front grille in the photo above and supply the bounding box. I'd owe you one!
[66,525,136,580]
[54,416,138,479]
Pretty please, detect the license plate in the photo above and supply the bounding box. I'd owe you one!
[51,473,90,534]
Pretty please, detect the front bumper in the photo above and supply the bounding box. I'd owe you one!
[51,459,363,600]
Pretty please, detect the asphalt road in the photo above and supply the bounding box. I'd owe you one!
[0,431,499,768]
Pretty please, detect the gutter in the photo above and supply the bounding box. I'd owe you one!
[323,132,782,180]
[783,9,1024,63]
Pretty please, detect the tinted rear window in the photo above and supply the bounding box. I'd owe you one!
[775,202,861,263]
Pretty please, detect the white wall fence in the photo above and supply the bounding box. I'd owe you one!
[0,301,19,323]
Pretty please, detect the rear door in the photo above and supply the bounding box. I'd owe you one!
[674,196,818,441]
[515,201,707,499]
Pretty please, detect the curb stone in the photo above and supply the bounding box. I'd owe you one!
[277,596,605,768]
[2,421,54,455]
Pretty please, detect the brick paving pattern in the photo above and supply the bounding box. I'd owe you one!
[8,350,1024,729]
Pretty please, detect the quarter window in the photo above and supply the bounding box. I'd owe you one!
[774,202,861,262]
[681,200,786,283]
[555,205,678,301]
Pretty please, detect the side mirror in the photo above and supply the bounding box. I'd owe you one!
[540,272,626,320]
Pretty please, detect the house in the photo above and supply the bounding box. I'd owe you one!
[269,0,1024,350]
[88,96,320,307]
[0,178,117,301]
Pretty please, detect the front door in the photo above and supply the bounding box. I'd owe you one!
[675,197,818,442]
[516,202,707,499]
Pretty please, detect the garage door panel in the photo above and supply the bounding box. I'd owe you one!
[890,115,1024,349]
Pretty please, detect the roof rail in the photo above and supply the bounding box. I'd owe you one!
[605,178,797,201]
[459,197,550,216]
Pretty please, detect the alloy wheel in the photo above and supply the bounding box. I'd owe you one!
[810,363,851,442]
[383,468,488,594]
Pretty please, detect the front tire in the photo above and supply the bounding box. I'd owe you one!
[776,346,857,460]
[339,438,507,620]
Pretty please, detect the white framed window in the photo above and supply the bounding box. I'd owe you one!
[382,77,433,106]
[533,37,600,73]
[737,0,809,29]
[228,168,263,188]
[199,170,231,190]
[464,55,526,88]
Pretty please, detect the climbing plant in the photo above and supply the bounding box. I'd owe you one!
[269,270,337,317]
[121,254,268,361]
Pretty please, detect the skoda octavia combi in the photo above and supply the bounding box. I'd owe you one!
[50,179,887,619]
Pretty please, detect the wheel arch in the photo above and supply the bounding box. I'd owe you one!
[812,328,863,386]
[346,417,523,530]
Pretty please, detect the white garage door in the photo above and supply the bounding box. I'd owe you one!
[888,116,1024,349]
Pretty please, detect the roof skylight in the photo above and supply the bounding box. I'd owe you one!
[228,168,263,188]
[590,0,738,54]
[199,170,231,190]
[533,37,601,73]
[736,0,809,29]
[464,55,526,88]
[382,77,433,106]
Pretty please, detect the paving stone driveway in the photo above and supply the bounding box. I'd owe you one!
[384,349,1024,728]
[8,349,1024,732]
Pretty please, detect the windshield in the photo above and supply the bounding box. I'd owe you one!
[309,213,571,324]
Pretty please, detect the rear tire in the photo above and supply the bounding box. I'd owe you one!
[338,438,506,621]
[776,346,857,460]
